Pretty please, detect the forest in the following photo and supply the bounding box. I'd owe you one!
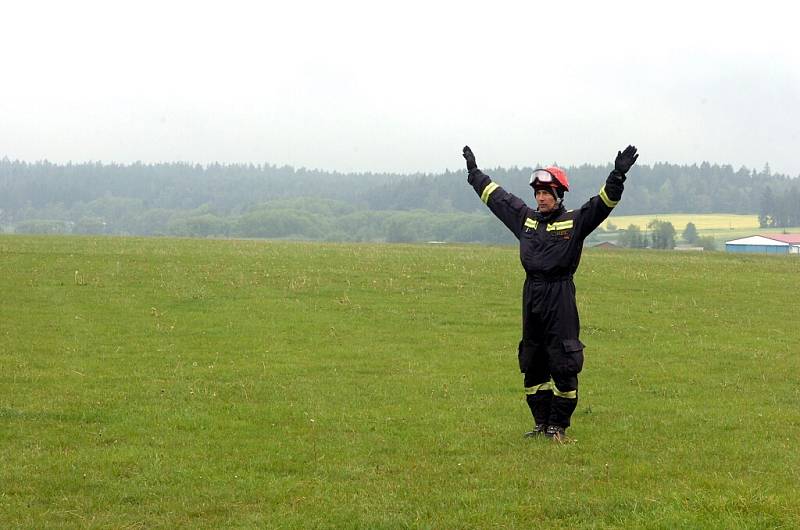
[1,157,798,243]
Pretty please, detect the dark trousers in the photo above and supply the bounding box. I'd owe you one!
[518,277,584,428]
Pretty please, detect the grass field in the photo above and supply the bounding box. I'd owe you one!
[2,235,799,528]
[602,213,760,232]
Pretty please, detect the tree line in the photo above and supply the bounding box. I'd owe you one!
[616,221,716,250]
[1,157,798,243]
[760,185,800,228]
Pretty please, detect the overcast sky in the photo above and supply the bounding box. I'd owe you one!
[2,0,799,176]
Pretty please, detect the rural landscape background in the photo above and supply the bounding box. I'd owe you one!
[2,158,799,248]
[3,151,800,529]
[4,0,800,526]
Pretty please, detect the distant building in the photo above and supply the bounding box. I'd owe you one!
[725,234,800,254]
[593,241,620,249]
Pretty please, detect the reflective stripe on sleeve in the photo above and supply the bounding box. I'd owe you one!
[525,381,553,395]
[599,185,618,208]
[481,182,500,204]
[524,218,538,230]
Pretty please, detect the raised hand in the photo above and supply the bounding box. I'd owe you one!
[462,145,477,172]
[614,145,639,174]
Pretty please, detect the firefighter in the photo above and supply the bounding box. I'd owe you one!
[462,144,639,442]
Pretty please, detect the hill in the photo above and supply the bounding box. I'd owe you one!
[2,157,799,241]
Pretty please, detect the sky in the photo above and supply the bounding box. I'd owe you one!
[2,0,799,176]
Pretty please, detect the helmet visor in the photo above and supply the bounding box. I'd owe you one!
[530,169,555,186]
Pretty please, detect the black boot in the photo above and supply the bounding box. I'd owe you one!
[545,425,574,444]
[524,423,548,438]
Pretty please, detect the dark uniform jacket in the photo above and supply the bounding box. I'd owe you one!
[467,168,625,278]
[467,168,625,373]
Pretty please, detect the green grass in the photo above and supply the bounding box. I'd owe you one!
[2,235,799,528]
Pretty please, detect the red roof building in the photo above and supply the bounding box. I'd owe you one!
[725,234,800,254]
[764,234,800,245]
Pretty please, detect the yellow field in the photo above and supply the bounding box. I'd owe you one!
[602,213,758,231]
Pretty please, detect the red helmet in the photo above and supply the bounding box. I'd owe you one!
[530,166,570,192]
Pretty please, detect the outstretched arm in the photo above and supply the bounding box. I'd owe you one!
[577,145,639,239]
[462,145,528,239]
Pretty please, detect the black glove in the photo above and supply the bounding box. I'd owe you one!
[462,145,477,172]
[614,145,639,174]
